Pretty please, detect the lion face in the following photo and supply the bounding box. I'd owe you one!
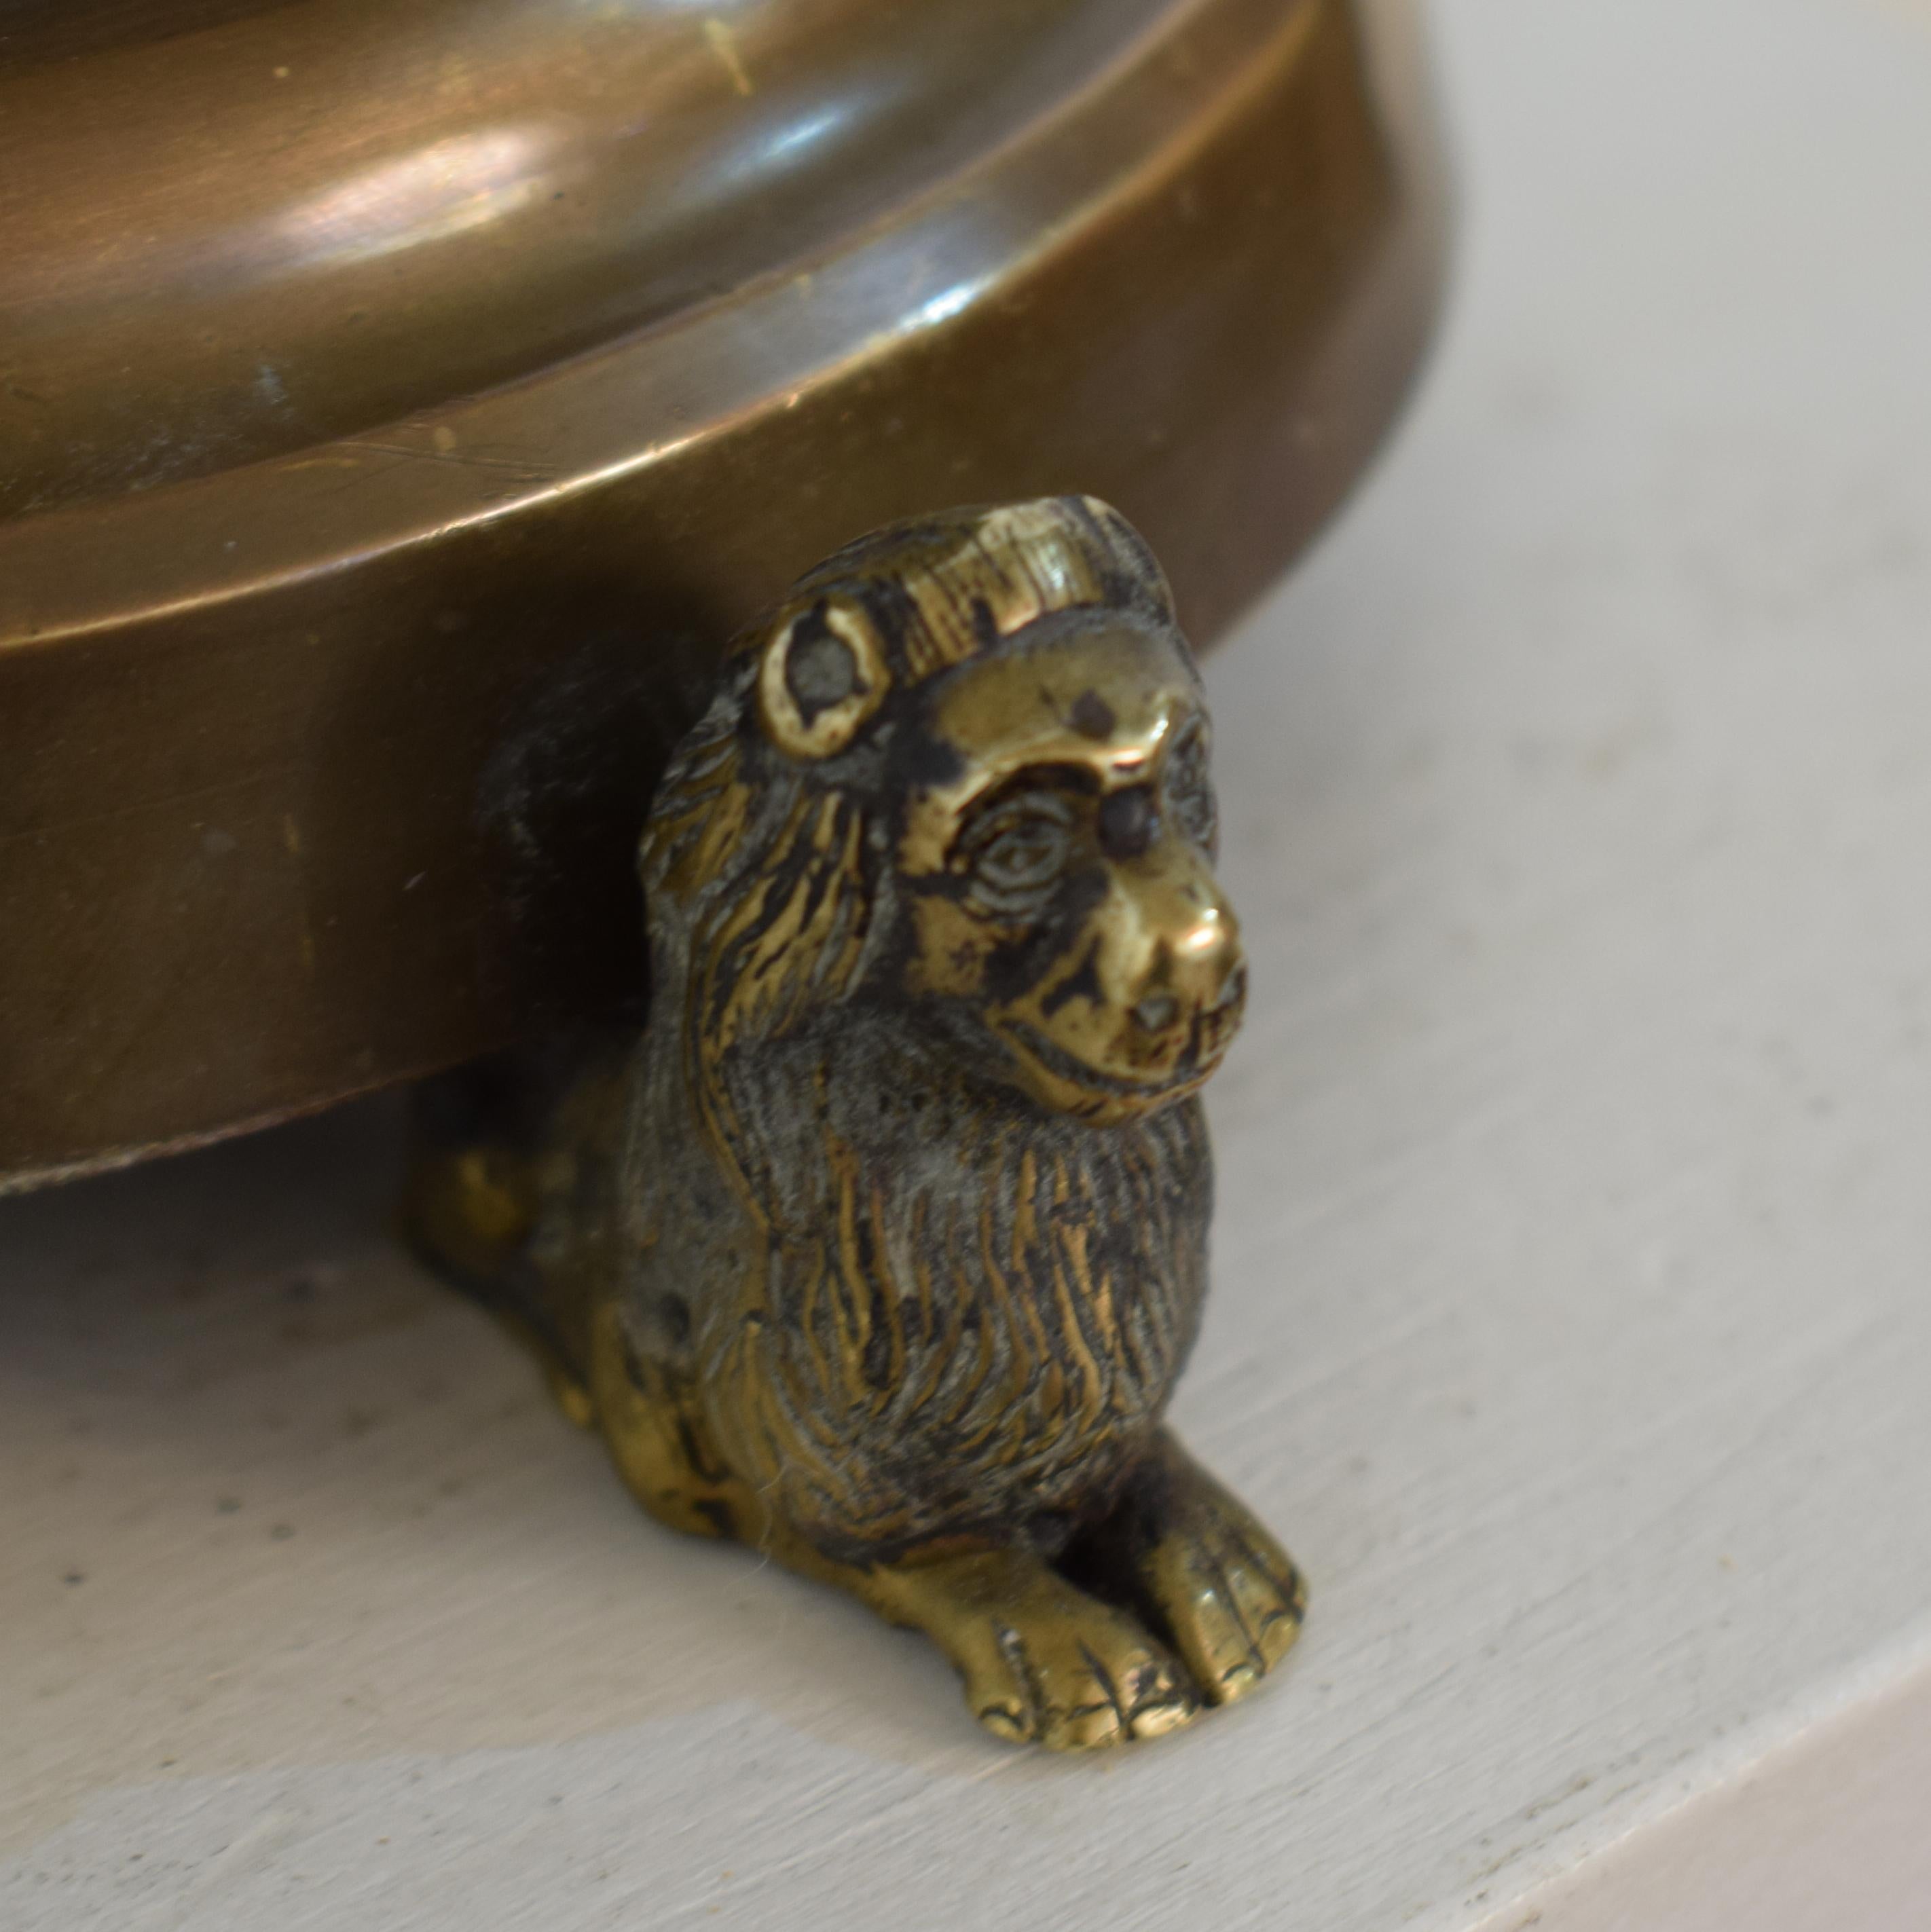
[645,498,1246,1128]
[894,619,1245,1126]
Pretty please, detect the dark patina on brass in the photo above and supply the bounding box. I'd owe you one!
[407,500,1302,1748]
[0,0,1446,1191]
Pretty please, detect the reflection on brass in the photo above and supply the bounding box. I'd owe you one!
[407,500,1304,1747]
[0,0,1446,1191]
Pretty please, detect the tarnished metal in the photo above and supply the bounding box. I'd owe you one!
[0,0,1448,1187]
[406,500,1302,1748]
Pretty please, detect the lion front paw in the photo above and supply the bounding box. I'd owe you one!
[1139,1497,1304,1705]
[864,1548,1198,1749]
[966,1601,1199,1751]
[1072,1430,1306,1707]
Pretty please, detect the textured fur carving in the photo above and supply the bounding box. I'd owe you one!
[409,499,1305,1749]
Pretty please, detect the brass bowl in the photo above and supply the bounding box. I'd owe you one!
[0,0,1448,1187]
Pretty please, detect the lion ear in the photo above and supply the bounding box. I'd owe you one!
[756,599,891,760]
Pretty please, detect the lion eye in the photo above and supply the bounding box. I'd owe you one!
[977,816,1068,891]
[963,797,1073,909]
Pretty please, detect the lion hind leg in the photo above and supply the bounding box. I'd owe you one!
[403,1043,631,1430]
[401,1129,603,1412]
[402,1136,539,1293]
[587,1299,755,1542]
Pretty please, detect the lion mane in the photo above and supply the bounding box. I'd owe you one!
[640,496,1173,1047]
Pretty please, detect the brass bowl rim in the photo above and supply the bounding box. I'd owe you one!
[0,0,1325,656]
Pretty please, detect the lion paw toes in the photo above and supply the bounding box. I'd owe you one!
[966,1612,1198,1750]
[1146,1515,1304,1706]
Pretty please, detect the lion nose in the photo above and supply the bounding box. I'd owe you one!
[1107,828,1244,1040]
[1132,992,1179,1033]
[1128,910,1244,1035]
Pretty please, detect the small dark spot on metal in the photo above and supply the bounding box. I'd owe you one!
[1097,785,1156,858]
[900,730,966,787]
[1069,691,1116,739]
[1040,940,1104,1017]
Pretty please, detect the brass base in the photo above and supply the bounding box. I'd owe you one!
[0,0,1448,1187]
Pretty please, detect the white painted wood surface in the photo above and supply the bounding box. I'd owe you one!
[5,1,1930,1925]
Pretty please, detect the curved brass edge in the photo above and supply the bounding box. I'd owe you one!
[0,1072,420,1205]
[0,0,1449,1186]
[0,0,1325,646]
[0,0,1181,517]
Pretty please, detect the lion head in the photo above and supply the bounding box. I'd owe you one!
[639,498,1246,1127]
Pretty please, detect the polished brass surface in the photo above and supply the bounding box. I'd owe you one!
[406,500,1304,1748]
[0,0,1448,1187]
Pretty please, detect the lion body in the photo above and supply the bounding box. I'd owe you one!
[550,1001,1213,1565]
[427,499,1228,1559]
[405,501,1307,1749]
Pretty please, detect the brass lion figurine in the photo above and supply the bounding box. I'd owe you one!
[408,498,1304,1748]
